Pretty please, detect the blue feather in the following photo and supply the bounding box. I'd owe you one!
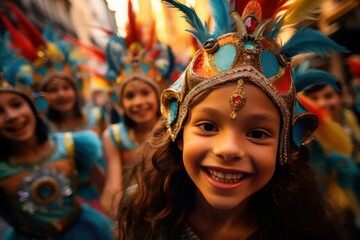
[208,0,233,38]
[293,66,340,93]
[106,34,126,77]
[43,24,61,42]
[163,0,211,44]
[283,28,348,58]
[0,33,18,71]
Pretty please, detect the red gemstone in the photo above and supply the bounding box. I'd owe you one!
[233,95,241,104]
[244,16,258,33]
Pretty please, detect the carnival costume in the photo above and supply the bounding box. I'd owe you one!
[105,0,176,177]
[0,35,114,239]
[1,2,107,135]
[2,3,110,207]
[160,0,346,237]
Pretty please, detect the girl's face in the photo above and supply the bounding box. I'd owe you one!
[121,79,159,124]
[45,78,77,113]
[179,83,280,210]
[305,85,343,122]
[0,92,36,142]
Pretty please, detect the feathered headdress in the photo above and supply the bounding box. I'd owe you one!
[105,0,176,102]
[1,2,86,90]
[0,33,48,111]
[161,0,347,164]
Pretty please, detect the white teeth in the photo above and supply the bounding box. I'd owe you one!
[208,169,245,183]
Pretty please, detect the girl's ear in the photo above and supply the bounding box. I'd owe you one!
[177,137,183,151]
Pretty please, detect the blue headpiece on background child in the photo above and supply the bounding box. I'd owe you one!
[1,2,86,91]
[104,0,176,104]
[0,33,48,111]
[293,63,354,158]
[161,0,347,164]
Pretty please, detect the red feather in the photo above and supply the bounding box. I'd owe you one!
[62,34,106,63]
[1,15,38,61]
[148,49,162,60]
[258,0,288,19]
[5,2,46,48]
[235,0,288,20]
[145,20,156,51]
[90,25,115,36]
[125,0,141,46]
[234,0,249,17]
[347,55,360,78]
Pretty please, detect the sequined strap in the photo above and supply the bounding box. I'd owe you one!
[92,106,103,126]
[110,123,122,150]
[63,132,75,160]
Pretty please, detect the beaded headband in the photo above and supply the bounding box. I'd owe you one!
[160,0,346,164]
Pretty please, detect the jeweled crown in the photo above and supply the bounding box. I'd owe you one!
[160,0,346,164]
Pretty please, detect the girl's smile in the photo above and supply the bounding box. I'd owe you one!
[0,93,36,143]
[202,166,250,190]
[179,82,280,210]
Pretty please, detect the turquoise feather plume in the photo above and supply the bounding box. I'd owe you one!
[282,28,348,58]
[105,34,126,80]
[209,0,233,38]
[163,0,211,44]
[0,33,18,72]
[293,65,340,93]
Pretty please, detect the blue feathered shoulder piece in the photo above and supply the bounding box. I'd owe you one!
[72,130,102,168]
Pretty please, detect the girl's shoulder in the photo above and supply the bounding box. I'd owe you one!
[108,122,138,150]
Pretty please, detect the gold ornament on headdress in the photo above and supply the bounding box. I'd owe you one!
[229,79,246,119]
[161,0,346,164]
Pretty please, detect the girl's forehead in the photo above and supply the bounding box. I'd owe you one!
[46,77,71,87]
[123,79,156,91]
[0,92,24,101]
[190,82,279,119]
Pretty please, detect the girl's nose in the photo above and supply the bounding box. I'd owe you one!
[212,130,245,161]
[5,108,19,121]
[133,94,144,105]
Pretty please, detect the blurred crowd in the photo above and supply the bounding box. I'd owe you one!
[1,0,360,239]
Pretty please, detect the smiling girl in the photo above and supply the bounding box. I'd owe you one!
[0,40,113,239]
[117,0,348,239]
[99,0,174,218]
[42,71,107,136]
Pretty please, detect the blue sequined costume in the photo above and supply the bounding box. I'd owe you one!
[0,131,114,239]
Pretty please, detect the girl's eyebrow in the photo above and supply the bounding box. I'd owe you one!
[244,114,279,123]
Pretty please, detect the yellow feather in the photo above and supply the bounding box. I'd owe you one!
[283,0,324,27]
[315,115,353,157]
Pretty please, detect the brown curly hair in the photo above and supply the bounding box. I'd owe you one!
[117,117,340,240]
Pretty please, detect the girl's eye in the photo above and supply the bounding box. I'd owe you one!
[63,85,72,91]
[47,87,57,93]
[141,90,150,96]
[199,122,218,132]
[124,92,135,100]
[11,101,23,109]
[247,129,268,139]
